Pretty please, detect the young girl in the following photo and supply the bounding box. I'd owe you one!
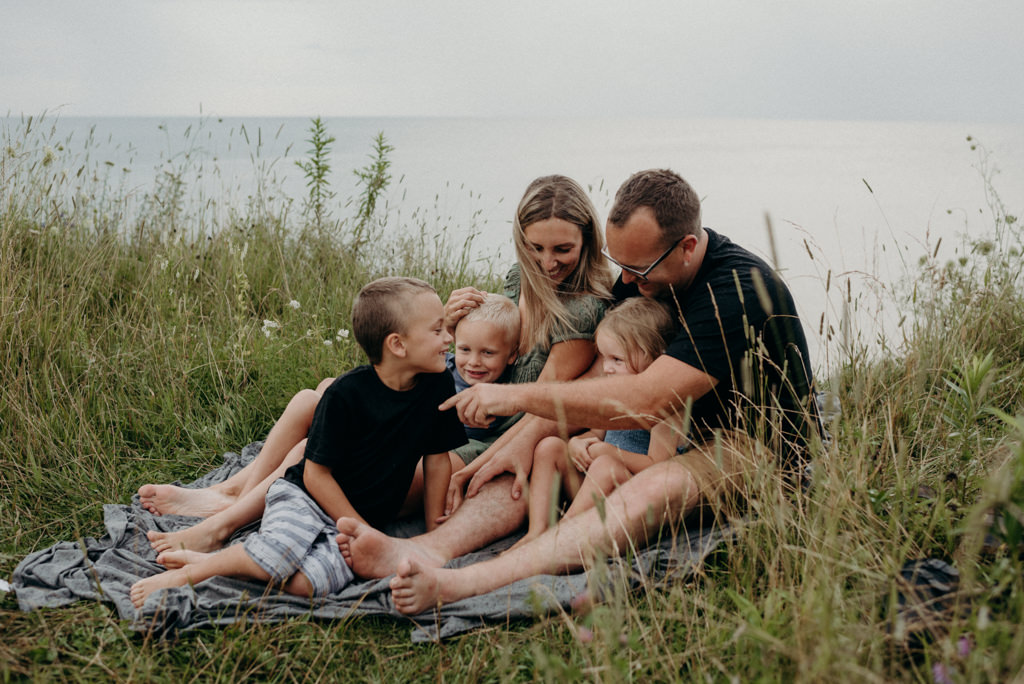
[513,297,679,548]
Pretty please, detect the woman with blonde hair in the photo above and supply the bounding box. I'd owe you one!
[442,175,614,501]
[447,174,612,386]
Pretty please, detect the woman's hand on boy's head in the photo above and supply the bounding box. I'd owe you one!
[444,287,487,334]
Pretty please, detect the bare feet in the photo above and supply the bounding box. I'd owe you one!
[130,568,192,608]
[390,556,453,615]
[335,518,445,579]
[147,523,226,554]
[156,549,213,569]
[138,484,234,518]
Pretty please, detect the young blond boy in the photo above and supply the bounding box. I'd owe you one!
[446,293,520,466]
[130,277,467,608]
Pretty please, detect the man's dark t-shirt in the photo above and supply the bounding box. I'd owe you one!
[284,365,467,528]
[612,228,817,462]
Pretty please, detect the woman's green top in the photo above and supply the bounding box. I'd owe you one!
[503,263,609,384]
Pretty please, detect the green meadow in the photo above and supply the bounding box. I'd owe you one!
[2,115,1022,682]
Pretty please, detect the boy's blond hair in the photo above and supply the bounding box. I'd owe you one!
[596,298,675,373]
[458,293,520,351]
[352,277,437,364]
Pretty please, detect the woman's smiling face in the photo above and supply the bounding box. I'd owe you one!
[522,217,583,285]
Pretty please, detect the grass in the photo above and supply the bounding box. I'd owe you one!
[2,113,1023,682]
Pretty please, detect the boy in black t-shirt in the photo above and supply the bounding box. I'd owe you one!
[130,277,466,608]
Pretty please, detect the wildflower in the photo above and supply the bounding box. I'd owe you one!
[570,590,592,615]
[323,339,333,346]
[576,626,594,644]
[957,635,972,659]
[288,300,301,309]
[336,328,350,340]
[932,663,953,684]
[261,319,280,338]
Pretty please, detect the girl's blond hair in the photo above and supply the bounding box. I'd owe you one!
[512,175,613,352]
[596,298,676,373]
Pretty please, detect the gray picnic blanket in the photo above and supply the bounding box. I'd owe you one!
[12,442,726,641]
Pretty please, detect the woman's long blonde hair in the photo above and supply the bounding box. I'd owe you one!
[513,175,613,353]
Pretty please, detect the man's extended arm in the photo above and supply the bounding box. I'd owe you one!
[440,354,717,431]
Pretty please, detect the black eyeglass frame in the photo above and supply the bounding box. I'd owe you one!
[601,236,684,282]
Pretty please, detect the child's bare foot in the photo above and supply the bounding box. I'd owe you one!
[130,567,192,609]
[335,518,444,579]
[390,556,455,615]
[147,522,226,554]
[138,484,234,518]
[156,549,213,569]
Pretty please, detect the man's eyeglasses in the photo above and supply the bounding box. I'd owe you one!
[601,237,683,283]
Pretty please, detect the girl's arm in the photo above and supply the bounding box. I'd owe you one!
[577,421,682,475]
[303,460,369,526]
[423,451,452,530]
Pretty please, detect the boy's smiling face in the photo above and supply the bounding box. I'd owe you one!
[453,319,517,385]
[400,292,452,374]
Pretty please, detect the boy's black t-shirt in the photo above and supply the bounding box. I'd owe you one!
[612,228,818,461]
[283,365,467,528]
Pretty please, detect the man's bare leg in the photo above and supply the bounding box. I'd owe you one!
[147,440,306,554]
[138,382,327,516]
[389,459,699,614]
[337,474,527,579]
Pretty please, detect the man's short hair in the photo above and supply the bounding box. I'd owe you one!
[459,293,520,350]
[352,277,437,364]
[608,169,702,246]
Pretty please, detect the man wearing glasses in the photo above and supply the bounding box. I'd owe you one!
[336,169,819,614]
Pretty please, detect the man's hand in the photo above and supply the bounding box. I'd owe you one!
[439,383,519,428]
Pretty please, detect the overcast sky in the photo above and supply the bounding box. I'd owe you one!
[3,0,1022,122]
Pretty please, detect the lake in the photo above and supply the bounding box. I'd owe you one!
[6,114,1023,371]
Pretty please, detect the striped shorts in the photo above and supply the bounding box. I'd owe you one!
[242,479,354,597]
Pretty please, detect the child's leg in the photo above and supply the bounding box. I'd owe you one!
[131,543,318,608]
[564,454,632,519]
[131,544,270,608]
[148,440,307,554]
[233,381,330,494]
[138,379,329,516]
[506,436,579,552]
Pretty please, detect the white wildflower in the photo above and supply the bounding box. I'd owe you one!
[261,319,280,338]
[288,300,301,309]
[336,328,350,340]
[323,339,333,346]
